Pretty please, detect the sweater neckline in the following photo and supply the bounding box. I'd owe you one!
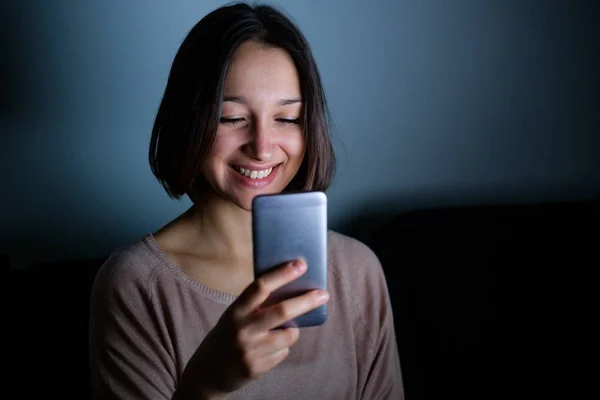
[143,233,237,305]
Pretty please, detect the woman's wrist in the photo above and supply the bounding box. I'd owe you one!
[174,371,226,400]
[175,384,228,400]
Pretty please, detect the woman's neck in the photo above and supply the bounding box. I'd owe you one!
[182,192,253,264]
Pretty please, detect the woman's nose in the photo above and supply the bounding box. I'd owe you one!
[245,120,274,161]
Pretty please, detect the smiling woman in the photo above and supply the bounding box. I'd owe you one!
[148,4,335,202]
[89,2,404,399]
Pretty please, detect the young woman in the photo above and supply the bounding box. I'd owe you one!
[89,2,404,399]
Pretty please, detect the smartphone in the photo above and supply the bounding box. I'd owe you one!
[252,191,328,328]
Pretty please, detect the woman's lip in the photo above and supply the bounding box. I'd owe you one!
[230,163,280,189]
[231,163,280,171]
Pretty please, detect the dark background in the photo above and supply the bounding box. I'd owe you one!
[1,1,599,399]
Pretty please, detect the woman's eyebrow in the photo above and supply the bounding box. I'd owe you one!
[222,96,302,106]
[278,97,302,106]
[222,95,246,104]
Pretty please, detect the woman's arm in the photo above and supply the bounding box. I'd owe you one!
[359,282,404,400]
[346,240,405,400]
[89,254,178,399]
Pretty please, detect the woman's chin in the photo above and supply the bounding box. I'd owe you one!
[234,189,281,212]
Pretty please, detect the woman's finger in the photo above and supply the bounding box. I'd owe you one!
[247,289,329,332]
[233,259,307,318]
[246,327,300,358]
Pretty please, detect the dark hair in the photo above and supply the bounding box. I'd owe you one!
[149,1,336,200]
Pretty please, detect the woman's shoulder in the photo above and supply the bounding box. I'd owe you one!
[92,234,164,298]
[325,231,391,343]
[327,230,384,285]
[327,230,381,267]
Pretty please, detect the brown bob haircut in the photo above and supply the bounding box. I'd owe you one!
[149,2,336,200]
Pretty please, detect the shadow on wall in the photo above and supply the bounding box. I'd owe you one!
[335,181,600,246]
[0,0,42,269]
[0,0,22,117]
[0,0,170,269]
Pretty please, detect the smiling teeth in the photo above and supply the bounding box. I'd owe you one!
[236,167,274,179]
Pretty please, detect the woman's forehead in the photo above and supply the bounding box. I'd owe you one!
[223,41,301,100]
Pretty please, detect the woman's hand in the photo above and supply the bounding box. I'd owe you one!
[177,259,330,400]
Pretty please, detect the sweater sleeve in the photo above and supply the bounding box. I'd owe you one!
[89,251,177,400]
[349,240,405,400]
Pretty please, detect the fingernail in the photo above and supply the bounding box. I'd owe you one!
[316,290,329,302]
[292,260,306,274]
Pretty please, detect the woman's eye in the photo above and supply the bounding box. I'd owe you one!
[220,117,244,126]
[276,118,300,126]
[220,117,299,127]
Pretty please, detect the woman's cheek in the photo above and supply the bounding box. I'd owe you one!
[283,130,306,157]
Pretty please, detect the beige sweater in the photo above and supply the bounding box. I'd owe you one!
[89,231,404,399]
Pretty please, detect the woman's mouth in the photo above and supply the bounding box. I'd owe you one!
[230,163,281,189]
[234,166,274,179]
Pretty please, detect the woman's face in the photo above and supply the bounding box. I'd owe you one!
[201,40,305,211]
